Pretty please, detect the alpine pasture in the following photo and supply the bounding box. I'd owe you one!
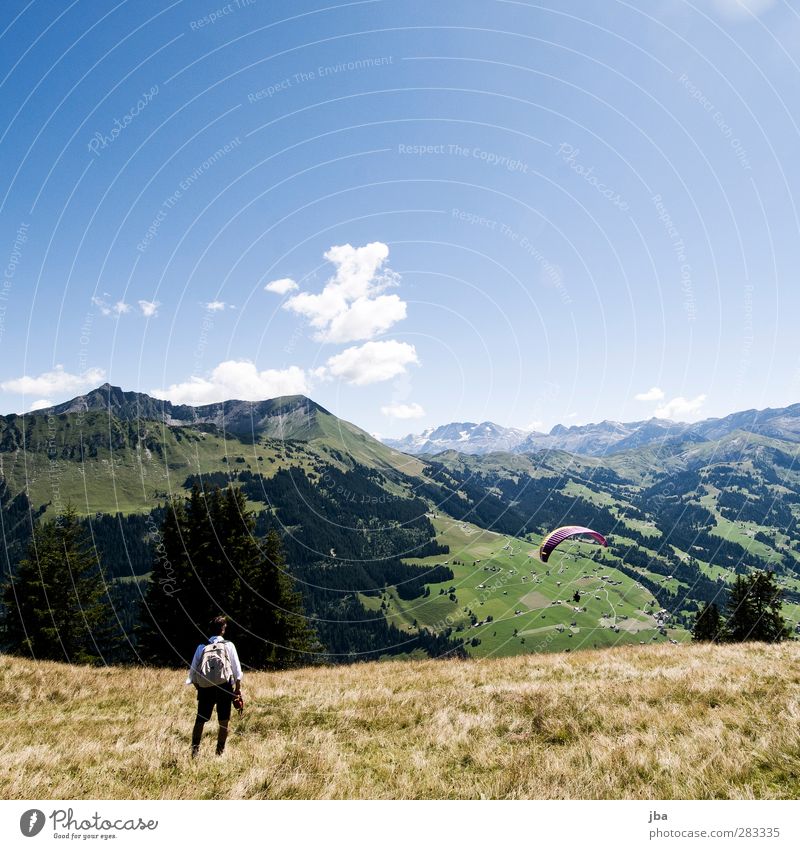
[2,642,799,799]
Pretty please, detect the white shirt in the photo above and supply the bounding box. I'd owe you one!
[186,635,243,685]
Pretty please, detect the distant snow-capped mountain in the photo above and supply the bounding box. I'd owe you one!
[382,402,800,457]
[383,421,531,455]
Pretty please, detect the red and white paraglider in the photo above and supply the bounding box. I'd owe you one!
[538,525,607,563]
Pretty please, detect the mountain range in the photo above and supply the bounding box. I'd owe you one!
[2,384,800,662]
[384,403,800,456]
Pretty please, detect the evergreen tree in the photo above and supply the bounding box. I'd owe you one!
[740,570,791,642]
[692,601,723,641]
[725,574,754,642]
[1,505,117,663]
[229,488,318,668]
[139,484,318,669]
[137,496,195,665]
[724,570,790,643]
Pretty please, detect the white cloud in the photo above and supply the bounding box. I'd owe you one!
[151,360,309,405]
[325,294,405,343]
[138,300,160,318]
[204,300,226,312]
[635,386,666,402]
[92,296,130,317]
[321,340,419,386]
[264,277,298,295]
[654,394,707,421]
[284,242,405,343]
[0,365,106,396]
[30,398,53,411]
[381,402,426,419]
[524,420,544,432]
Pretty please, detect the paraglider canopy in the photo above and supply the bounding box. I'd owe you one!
[539,525,607,562]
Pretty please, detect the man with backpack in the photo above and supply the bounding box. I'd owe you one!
[187,615,243,758]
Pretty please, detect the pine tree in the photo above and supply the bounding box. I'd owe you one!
[139,484,318,669]
[724,574,753,642]
[228,490,318,669]
[692,601,723,641]
[724,570,790,643]
[742,570,791,642]
[1,505,116,663]
[137,496,195,665]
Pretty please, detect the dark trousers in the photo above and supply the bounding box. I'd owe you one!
[196,681,234,723]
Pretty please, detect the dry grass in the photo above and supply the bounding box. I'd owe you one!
[2,643,799,799]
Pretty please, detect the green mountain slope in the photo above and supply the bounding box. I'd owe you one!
[2,385,799,662]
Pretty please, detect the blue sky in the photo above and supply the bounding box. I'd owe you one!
[1,0,799,437]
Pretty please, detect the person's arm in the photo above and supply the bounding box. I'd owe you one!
[227,641,242,692]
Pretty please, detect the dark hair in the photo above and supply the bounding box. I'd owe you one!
[209,615,227,636]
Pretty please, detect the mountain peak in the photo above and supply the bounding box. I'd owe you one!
[387,401,800,458]
[385,420,530,455]
[26,385,327,440]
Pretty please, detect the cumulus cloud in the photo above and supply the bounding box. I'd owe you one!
[138,300,160,318]
[635,386,666,402]
[284,242,406,343]
[321,340,419,386]
[92,296,130,317]
[151,360,309,405]
[265,277,299,295]
[0,365,106,396]
[204,300,227,312]
[30,399,53,411]
[381,402,426,419]
[654,394,707,421]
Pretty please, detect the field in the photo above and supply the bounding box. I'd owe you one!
[361,516,689,657]
[2,643,799,799]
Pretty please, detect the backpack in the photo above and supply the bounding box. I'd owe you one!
[197,641,233,688]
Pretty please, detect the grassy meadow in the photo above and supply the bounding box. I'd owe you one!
[364,516,690,657]
[2,642,799,799]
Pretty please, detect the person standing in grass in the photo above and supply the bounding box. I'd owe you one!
[187,615,243,758]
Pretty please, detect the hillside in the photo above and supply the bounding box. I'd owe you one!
[2,644,799,799]
[0,387,422,515]
[362,514,690,657]
[2,384,800,663]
